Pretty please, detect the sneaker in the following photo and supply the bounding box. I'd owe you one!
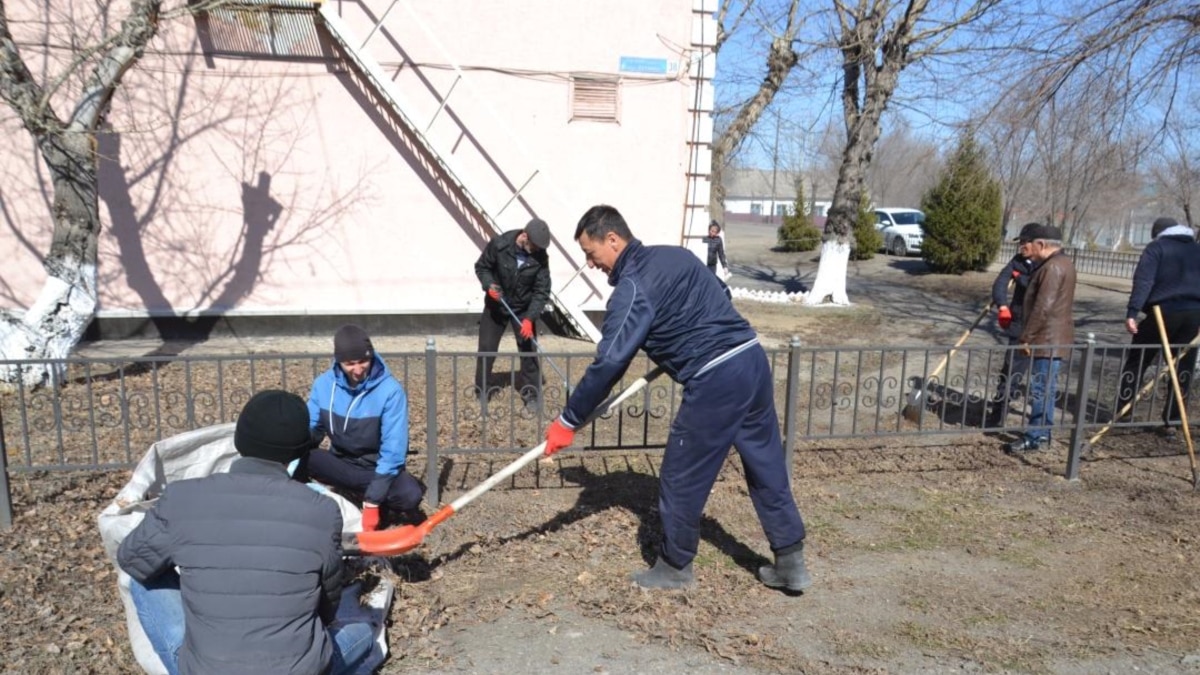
[1004,437,1044,454]
[1155,426,1178,440]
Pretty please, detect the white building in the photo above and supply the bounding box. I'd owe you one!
[0,0,718,339]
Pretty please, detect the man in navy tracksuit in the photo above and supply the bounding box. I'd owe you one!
[303,324,425,531]
[543,205,810,592]
[1115,217,1200,435]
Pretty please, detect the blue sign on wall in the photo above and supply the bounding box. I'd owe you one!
[619,56,670,74]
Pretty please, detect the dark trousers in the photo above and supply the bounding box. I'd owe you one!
[304,449,425,515]
[992,332,1030,404]
[475,306,541,402]
[1115,309,1200,424]
[657,345,806,568]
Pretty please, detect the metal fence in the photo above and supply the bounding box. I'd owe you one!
[997,243,1141,279]
[2,337,1197,527]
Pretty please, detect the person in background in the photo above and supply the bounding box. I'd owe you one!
[1004,225,1076,454]
[1114,217,1200,437]
[118,390,376,675]
[701,219,728,277]
[304,324,424,531]
[542,205,810,593]
[474,218,553,410]
[987,223,1038,427]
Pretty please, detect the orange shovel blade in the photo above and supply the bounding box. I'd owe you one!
[354,504,455,556]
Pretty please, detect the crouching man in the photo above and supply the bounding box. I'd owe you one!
[118,390,376,675]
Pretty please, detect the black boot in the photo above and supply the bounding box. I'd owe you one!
[758,544,812,592]
[631,557,694,589]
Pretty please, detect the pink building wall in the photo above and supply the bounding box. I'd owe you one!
[0,0,715,323]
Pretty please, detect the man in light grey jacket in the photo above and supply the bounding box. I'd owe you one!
[118,390,375,675]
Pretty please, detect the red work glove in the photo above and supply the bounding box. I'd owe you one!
[1011,269,1021,279]
[544,419,575,456]
[997,306,1012,330]
[486,284,503,301]
[519,318,534,340]
[361,504,380,532]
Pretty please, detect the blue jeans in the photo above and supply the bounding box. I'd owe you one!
[1024,357,1062,443]
[129,570,184,675]
[129,572,375,675]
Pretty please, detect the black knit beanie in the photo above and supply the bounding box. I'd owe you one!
[334,323,374,363]
[234,390,314,464]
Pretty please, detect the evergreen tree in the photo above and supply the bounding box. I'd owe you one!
[777,181,822,252]
[920,133,1003,274]
[851,192,881,260]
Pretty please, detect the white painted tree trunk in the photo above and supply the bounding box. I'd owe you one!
[802,240,851,306]
[0,261,97,389]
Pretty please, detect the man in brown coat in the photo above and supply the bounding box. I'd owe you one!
[1005,224,1076,453]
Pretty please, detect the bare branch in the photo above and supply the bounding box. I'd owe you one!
[69,0,164,132]
[0,1,64,136]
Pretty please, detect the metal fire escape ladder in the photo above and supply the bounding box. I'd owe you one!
[315,3,601,342]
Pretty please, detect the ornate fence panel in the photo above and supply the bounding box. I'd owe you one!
[2,337,1197,526]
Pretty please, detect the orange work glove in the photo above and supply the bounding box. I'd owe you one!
[997,306,1012,330]
[519,319,534,340]
[361,504,380,532]
[544,419,575,456]
[487,284,503,301]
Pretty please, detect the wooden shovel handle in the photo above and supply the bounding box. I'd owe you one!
[1152,306,1198,487]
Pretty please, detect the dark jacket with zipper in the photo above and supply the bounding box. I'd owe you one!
[1020,249,1076,359]
[559,239,757,428]
[117,457,344,675]
[474,229,551,320]
[1126,228,1200,320]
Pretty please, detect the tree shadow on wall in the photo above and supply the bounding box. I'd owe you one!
[101,128,282,350]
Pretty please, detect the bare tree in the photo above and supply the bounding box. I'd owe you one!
[867,115,941,208]
[1028,72,1147,247]
[1149,113,1200,229]
[710,0,810,220]
[1034,0,1200,105]
[0,1,225,386]
[803,0,1006,306]
[976,88,1040,236]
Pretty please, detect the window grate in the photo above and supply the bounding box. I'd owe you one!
[570,77,620,123]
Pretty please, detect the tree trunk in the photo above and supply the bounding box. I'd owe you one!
[804,48,896,306]
[0,132,100,388]
[709,1,803,221]
[1,0,164,386]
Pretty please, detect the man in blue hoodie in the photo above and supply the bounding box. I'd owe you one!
[303,324,425,531]
[1115,217,1200,436]
[541,205,810,593]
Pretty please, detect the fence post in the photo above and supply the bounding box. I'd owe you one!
[424,337,440,507]
[1065,333,1096,481]
[0,406,12,530]
[784,335,802,469]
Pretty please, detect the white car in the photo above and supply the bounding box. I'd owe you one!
[875,208,925,257]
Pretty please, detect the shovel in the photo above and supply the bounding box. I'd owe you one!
[345,366,666,556]
[497,294,572,396]
[1152,306,1199,489]
[901,301,995,422]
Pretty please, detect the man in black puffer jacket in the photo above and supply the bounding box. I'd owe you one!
[118,390,375,675]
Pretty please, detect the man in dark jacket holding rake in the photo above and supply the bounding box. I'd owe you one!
[474,218,553,409]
